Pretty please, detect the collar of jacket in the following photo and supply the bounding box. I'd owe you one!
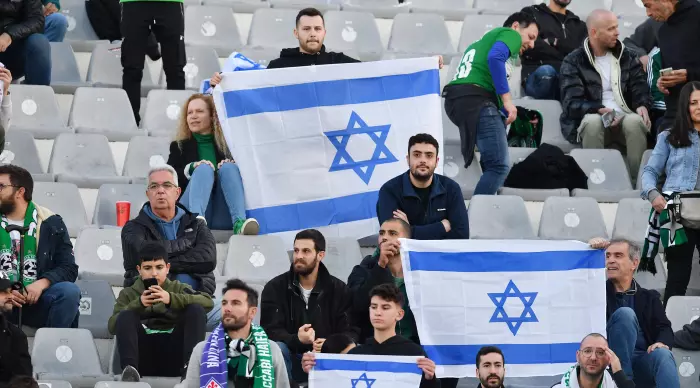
[669,0,698,24]
[134,202,195,227]
[582,37,633,114]
[533,2,582,23]
[286,260,332,292]
[400,170,446,200]
[280,45,328,58]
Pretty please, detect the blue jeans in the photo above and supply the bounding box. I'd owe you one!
[180,163,247,230]
[607,307,680,388]
[172,273,221,332]
[44,13,68,42]
[11,281,80,328]
[525,65,559,100]
[473,105,510,195]
[276,341,306,383]
[0,33,51,85]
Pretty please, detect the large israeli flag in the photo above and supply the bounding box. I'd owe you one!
[399,239,606,378]
[212,58,442,242]
[309,353,423,388]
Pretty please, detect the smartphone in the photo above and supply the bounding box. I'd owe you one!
[602,110,616,128]
[143,277,158,289]
[660,67,673,76]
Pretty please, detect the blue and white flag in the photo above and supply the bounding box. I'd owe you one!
[399,239,606,378]
[213,58,442,241]
[309,353,423,388]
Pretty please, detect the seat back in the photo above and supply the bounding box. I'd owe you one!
[570,149,633,191]
[75,228,125,286]
[672,347,700,388]
[37,381,74,388]
[507,147,536,168]
[92,184,148,226]
[637,149,653,190]
[32,328,104,375]
[76,279,117,338]
[1,131,44,174]
[87,43,154,87]
[388,13,455,56]
[514,99,573,152]
[123,136,172,180]
[323,11,383,61]
[667,296,700,332]
[184,6,242,55]
[33,182,88,237]
[538,197,608,241]
[618,16,645,41]
[49,42,84,85]
[613,0,648,17]
[443,143,481,199]
[474,0,534,15]
[247,8,299,49]
[468,195,535,239]
[224,235,290,284]
[60,0,100,43]
[10,85,65,129]
[324,237,363,281]
[159,46,220,91]
[49,133,120,178]
[69,87,138,134]
[567,0,610,19]
[612,198,651,245]
[143,89,196,134]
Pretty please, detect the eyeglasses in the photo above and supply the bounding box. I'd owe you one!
[0,183,20,192]
[147,182,178,191]
[616,280,639,296]
[580,348,606,358]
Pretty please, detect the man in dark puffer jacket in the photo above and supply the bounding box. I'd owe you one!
[0,0,50,85]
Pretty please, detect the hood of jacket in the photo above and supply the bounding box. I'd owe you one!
[143,203,186,240]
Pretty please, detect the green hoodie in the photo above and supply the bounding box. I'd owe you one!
[108,277,213,334]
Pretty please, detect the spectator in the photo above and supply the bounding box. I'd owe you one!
[622,17,662,67]
[377,133,469,240]
[0,271,32,388]
[121,165,219,328]
[301,284,438,388]
[590,238,678,388]
[0,165,80,328]
[643,0,700,121]
[109,242,213,382]
[646,47,668,133]
[320,333,356,354]
[473,346,505,388]
[640,81,700,304]
[0,66,11,155]
[551,333,633,388]
[41,0,67,42]
[559,9,652,184]
[520,0,587,100]
[261,229,358,384]
[0,0,51,86]
[179,279,289,388]
[6,377,37,388]
[443,12,538,196]
[167,94,259,235]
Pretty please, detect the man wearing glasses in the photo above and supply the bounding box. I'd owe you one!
[552,333,633,388]
[121,165,218,328]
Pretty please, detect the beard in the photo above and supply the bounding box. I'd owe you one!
[300,39,322,54]
[410,165,434,183]
[553,0,570,6]
[0,197,16,216]
[580,363,606,380]
[294,256,319,277]
[222,314,249,332]
[479,374,503,388]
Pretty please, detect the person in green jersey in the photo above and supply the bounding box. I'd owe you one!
[443,12,539,196]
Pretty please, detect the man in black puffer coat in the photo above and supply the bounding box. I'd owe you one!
[0,0,50,85]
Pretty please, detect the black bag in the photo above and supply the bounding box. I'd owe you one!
[503,143,588,191]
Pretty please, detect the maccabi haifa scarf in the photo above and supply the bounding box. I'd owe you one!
[558,365,616,388]
[641,192,687,274]
[0,201,38,288]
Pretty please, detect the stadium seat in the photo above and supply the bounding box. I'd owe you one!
[60,0,106,52]
[9,85,71,139]
[95,383,152,388]
[324,237,363,281]
[201,0,269,12]
[109,342,181,388]
[142,90,196,136]
[37,381,73,388]
[618,16,645,41]
[443,143,481,199]
[33,182,88,238]
[214,281,264,324]
[613,0,648,18]
[410,0,477,21]
[341,0,410,18]
[76,228,125,286]
[237,47,283,66]
[269,0,341,11]
[667,296,700,332]
[468,195,536,239]
[215,243,229,275]
[673,347,700,388]
[49,134,130,189]
[499,147,570,201]
[50,42,92,94]
[86,43,157,94]
[612,198,651,244]
[323,11,383,61]
[636,149,652,190]
[69,87,142,141]
[538,196,608,241]
[1,131,54,182]
[76,279,117,339]
[247,8,299,50]
[388,13,456,57]
[458,14,513,53]
[513,99,578,153]
[442,99,460,145]
[570,149,639,202]
[158,46,220,91]
[223,235,290,285]
[184,6,243,57]
[475,0,534,15]
[92,184,148,226]
[567,0,610,19]
[123,136,171,183]
[506,147,536,167]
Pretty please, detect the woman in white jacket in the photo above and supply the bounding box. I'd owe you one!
[0,66,12,154]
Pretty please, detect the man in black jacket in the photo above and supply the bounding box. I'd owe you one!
[0,271,32,388]
[261,228,358,384]
[0,0,50,85]
[560,10,652,184]
[520,0,587,100]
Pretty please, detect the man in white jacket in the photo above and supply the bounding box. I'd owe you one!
[552,333,634,388]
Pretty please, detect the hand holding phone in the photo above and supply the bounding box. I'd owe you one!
[660,67,673,77]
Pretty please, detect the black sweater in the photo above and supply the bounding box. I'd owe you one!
[267,45,360,69]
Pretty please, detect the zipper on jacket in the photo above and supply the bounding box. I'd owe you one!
[562,23,567,39]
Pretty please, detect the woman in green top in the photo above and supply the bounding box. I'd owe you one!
[167,94,259,235]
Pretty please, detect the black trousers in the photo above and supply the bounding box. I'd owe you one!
[115,304,206,377]
[664,227,700,306]
[121,1,186,124]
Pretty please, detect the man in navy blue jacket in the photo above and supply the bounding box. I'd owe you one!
[376,133,469,240]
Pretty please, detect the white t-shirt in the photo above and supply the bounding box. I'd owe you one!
[300,285,313,308]
[595,53,623,112]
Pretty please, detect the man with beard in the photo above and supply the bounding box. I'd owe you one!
[180,279,289,388]
[474,346,505,388]
[0,165,80,329]
[552,333,633,388]
[261,229,358,384]
[377,133,469,240]
[0,270,32,388]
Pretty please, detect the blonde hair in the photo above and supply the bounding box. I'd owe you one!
[175,94,232,158]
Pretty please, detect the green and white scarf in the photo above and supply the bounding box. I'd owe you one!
[558,365,616,388]
[641,192,687,274]
[0,202,38,288]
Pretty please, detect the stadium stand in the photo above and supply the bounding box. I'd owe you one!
[10,85,72,139]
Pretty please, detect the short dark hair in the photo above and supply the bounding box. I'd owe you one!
[382,218,412,238]
[503,11,539,30]
[321,333,356,354]
[138,241,169,264]
[369,283,404,306]
[407,133,439,155]
[296,7,324,26]
[0,165,33,202]
[476,346,505,367]
[580,332,608,346]
[8,376,39,388]
[294,229,326,252]
[222,278,259,308]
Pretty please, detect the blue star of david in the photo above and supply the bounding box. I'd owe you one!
[325,111,398,184]
[351,373,376,388]
[488,280,538,336]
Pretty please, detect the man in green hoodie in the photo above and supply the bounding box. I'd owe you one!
[108,241,213,382]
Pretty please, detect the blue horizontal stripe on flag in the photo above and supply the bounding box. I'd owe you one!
[245,190,379,234]
[222,69,440,118]
[314,359,422,374]
[407,250,604,273]
[423,343,579,365]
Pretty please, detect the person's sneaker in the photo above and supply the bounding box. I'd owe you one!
[233,218,260,235]
[121,365,141,382]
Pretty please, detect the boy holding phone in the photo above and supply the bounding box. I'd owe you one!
[108,242,213,382]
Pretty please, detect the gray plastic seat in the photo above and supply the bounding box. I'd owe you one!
[9,85,71,139]
[637,149,653,190]
[468,195,535,239]
[269,0,341,11]
[514,99,578,153]
[410,0,477,21]
[570,149,638,202]
[613,0,648,18]
[237,47,284,67]
[185,6,243,56]
[672,347,700,388]
[214,281,264,324]
[69,87,143,141]
[60,0,106,52]
[87,43,157,95]
[567,0,610,19]
[1,131,54,182]
[499,147,570,201]
[142,90,196,136]
[92,184,148,226]
[37,381,73,388]
[667,296,700,332]
[50,42,92,94]
[247,8,299,50]
[444,143,481,199]
[33,182,88,237]
[223,235,290,285]
[76,279,117,338]
[158,46,220,91]
[618,16,645,41]
[388,13,456,57]
[201,0,269,11]
[538,196,608,241]
[612,198,651,245]
[323,11,383,61]
[49,134,129,189]
[341,0,410,18]
[475,0,534,15]
[507,147,536,168]
[458,14,512,52]
[123,136,171,183]
[324,237,363,281]
[76,228,125,286]
[95,383,152,388]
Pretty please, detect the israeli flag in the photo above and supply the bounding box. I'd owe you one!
[309,353,423,388]
[212,58,442,242]
[399,239,606,378]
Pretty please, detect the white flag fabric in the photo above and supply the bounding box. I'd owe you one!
[399,239,607,378]
[309,353,423,388]
[212,58,442,242]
